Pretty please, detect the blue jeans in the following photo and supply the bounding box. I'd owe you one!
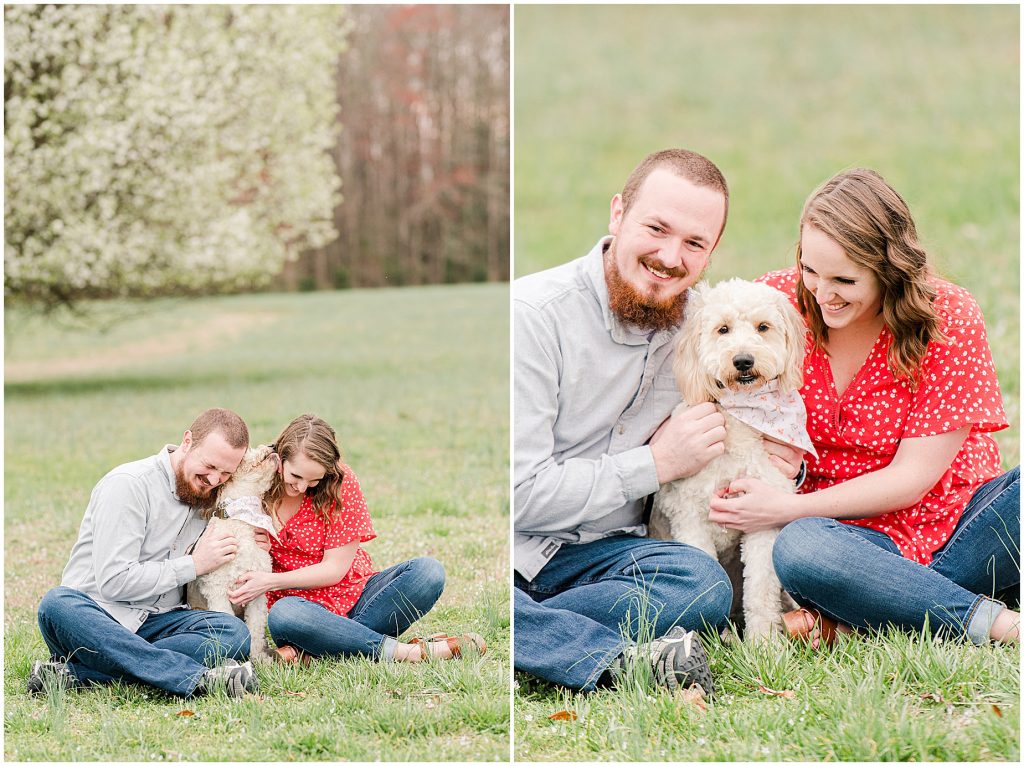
[514,535,733,690]
[773,467,1020,644]
[267,557,445,659]
[36,586,251,696]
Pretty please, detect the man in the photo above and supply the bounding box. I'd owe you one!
[30,407,262,698]
[514,149,801,693]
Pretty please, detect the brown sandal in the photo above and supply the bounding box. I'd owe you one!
[409,632,487,659]
[782,608,839,648]
[273,644,313,665]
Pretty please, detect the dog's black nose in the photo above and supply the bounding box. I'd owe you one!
[732,354,755,372]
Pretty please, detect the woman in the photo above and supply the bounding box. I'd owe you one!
[227,414,485,662]
[708,168,1019,646]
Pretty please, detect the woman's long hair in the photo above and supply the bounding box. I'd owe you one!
[795,168,945,385]
[266,414,345,521]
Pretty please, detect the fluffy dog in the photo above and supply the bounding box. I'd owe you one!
[649,279,813,640]
[187,444,280,661]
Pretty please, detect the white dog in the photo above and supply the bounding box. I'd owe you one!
[649,279,815,640]
[187,444,280,661]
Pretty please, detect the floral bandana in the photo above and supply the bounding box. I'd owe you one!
[222,496,280,540]
[716,381,818,458]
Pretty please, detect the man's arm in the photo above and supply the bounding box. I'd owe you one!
[513,302,661,534]
[89,475,203,602]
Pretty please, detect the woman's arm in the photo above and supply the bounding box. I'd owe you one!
[708,426,970,533]
[226,541,360,605]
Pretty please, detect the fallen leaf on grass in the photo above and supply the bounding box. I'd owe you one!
[991,704,1003,718]
[757,684,795,699]
[175,710,195,717]
[549,710,577,721]
[681,686,707,710]
[284,690,307,698]
[920,692,945,704]
[424,695,441,710]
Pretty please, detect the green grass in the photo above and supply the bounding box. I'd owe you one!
[515,4,1019,469]
[515,630,1019,762]
[3,283,509,761]
[514,5,1019,760]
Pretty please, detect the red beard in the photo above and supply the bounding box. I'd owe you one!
[174,466,219,510]
[604,243,689,332]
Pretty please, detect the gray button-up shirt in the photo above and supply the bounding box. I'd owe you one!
[61,445,205,631]
[514,238,685,581]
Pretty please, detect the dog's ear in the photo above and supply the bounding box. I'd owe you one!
[776,291,807,393]
[673,284,714,404]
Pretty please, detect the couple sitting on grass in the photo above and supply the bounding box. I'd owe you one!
[514,148,1019,695]
[30,410,484,699]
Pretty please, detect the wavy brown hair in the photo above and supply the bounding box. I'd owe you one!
[795,168,946,386]
[266,414,346,522]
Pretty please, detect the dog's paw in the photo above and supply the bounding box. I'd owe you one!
[743,618,785,643]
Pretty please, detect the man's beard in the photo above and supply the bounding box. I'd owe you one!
[174,466,219,510]
[604,241,691,332]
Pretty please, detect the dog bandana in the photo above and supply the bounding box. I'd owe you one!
[222,496,280,540]
[716,381,818,459]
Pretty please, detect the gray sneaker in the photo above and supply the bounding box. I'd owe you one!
[26,659,76,695]
[623,627,714,696]
[199,658,258,698]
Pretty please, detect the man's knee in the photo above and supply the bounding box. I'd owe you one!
[38,586,90,625]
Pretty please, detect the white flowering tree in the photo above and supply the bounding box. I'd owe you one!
[4,4,346,308]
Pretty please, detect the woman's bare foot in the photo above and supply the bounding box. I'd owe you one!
[989,608,1020,643]
[783,607,852,649]
[392,633,486,661]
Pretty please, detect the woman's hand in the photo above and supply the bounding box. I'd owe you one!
[762,438,804,481]
[227,571,278,606]
[253,529,272,553]
[708,476,803,534]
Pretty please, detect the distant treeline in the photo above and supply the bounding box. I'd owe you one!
[278,5,510,291]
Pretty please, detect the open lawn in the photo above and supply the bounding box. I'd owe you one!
[3,283,510,761]
[514,5,1019,761]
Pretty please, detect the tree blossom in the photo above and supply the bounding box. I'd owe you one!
[5,4,346,307]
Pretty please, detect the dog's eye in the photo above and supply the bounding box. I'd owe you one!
[717,325,729,335]
[757,322,770,333]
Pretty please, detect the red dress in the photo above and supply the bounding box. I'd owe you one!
[759,268,1008,565]
[266,463,378,616]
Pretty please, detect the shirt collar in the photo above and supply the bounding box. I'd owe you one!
[160,444,180,499]
[584,235,685,347]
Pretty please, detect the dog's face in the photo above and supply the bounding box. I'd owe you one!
[673,279,807,404]
[219,444,280,501]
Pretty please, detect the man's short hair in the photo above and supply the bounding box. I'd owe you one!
[620,148,729,235]
[188,408,249,449]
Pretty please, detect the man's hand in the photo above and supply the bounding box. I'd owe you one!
[191,526,239,576]
[253,529,272,553]
[763,438,804,481]
[650,402,727,484]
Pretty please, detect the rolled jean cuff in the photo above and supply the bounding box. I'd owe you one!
[379,636,399,661]
[965,596,1005,645]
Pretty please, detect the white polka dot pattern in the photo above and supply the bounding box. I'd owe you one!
[266,463,378,616]
[759,268,1009,565]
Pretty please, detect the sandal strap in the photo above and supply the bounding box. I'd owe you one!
[782,608,839,648]
[409,633,486,659]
